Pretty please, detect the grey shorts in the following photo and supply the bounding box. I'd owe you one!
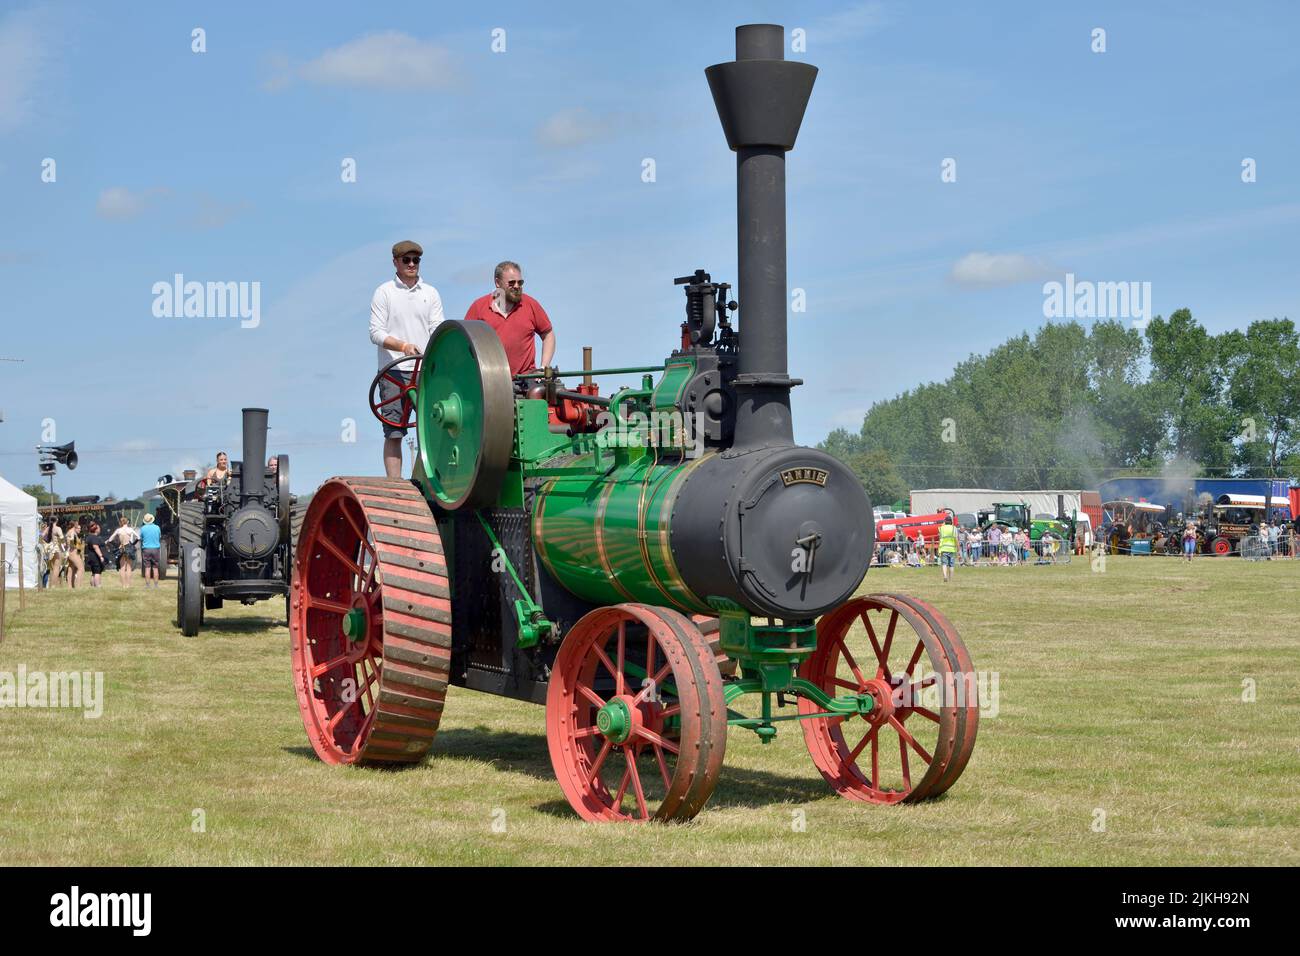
[378,370,412,439]
[142,547,161,571]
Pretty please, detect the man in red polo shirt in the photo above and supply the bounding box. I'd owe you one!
[463,260,556,374]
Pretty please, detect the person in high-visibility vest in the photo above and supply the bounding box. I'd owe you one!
[938,515,959,582]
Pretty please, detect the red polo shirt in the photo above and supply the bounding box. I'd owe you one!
[463,293,553,375]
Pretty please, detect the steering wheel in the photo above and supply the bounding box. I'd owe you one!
[369,352,423,429]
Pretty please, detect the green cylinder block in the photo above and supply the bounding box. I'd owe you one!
[532,452,714,616]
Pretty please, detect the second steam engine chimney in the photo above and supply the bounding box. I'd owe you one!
[241,407,269,503]
[706,24,817,448]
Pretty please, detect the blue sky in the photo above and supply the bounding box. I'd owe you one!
[2,0,1297,499]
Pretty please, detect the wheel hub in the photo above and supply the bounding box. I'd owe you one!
[428,395,462,433]
[861,678,896,726]
[341,606,368,642]
[596,697,634,743]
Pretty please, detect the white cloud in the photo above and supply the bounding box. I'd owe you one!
[96,186,168,221]
[536,108,611,149]
[96,187,247,227]
[949,251,1058,287]
[190,194,253,230]
[0,8,52,132]
[278,32,458,91]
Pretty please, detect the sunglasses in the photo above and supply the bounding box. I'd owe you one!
[400,256,421,265]
[505,279,524,288]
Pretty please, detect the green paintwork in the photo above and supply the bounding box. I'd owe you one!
[473,510,553,649]
[516,364,666,379]
[514,400,571,463]
[978,501,1076,544]
[405,343,888,747]
[596,698,633,743]
[417,327,487,507]
[495,400,573,508]
[531,448,712,615]
[651,357,695,413]
[712,599,873,742]
[342,607,366,642]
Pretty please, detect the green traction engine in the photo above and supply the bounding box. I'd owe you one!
[290,24,979,822]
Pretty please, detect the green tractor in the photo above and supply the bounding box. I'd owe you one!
[977,501,1076,548]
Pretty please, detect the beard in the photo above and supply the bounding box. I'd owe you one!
[505,286,523,305]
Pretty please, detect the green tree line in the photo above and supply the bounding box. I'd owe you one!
[820,309,1300,507]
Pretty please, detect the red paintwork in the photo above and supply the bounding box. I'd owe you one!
[797,594,978,804]
[546,604,725,822]
[875,511,952,544]
[549,382,602,432]
[371,361,421,429]
[1080,491,1103,535]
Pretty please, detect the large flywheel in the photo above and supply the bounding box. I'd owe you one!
[416,320,514,510]
[291,477,451,765]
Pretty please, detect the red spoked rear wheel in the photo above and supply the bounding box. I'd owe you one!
[291,477,451,765]
[799,594,978,804]
[547,604,727,822]
[369,354,422,429]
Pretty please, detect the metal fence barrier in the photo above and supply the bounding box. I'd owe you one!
[872,534,1072,567]
[1102,530,1298,559]
[1240,535,1270,561]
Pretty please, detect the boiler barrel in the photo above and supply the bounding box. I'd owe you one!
[532,447,873,619]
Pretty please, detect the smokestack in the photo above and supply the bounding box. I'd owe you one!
[706,24,817,447]
[240,407,269,503]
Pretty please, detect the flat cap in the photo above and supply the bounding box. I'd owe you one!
[392,240,423,258]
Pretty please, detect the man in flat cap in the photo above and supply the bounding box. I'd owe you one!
[369,240,445,477]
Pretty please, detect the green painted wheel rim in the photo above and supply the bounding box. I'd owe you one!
[416,321,513,510]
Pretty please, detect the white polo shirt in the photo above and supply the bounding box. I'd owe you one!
[369,274,446,368]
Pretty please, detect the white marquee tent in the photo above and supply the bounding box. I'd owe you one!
[0,474,39,590]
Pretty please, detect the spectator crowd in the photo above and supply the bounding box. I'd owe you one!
[875,524,1068,569]
[34,513,165,590]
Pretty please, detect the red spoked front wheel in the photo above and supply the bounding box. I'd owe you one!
[547,604,727,822]
[369,354,422,429]
[291,477,451,765]
[799,594,978,804]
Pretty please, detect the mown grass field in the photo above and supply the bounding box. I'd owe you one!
[1,555,1297,866]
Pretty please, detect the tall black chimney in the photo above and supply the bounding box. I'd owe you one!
[706,24,817,448]
[240,407,269,503]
